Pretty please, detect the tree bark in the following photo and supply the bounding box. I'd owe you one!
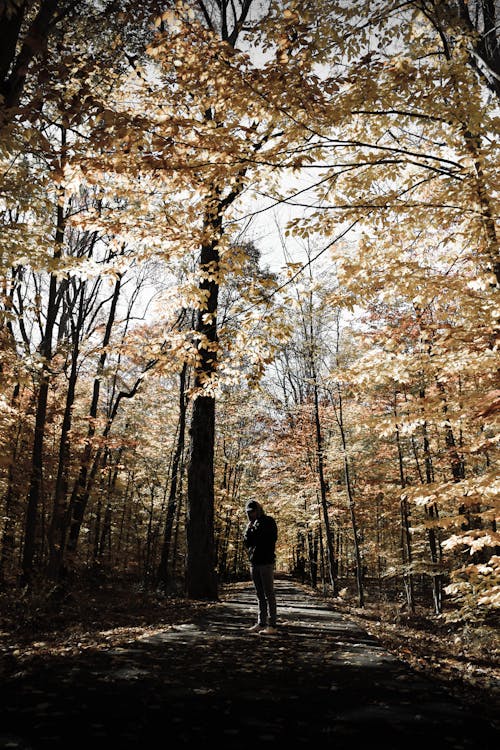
[47,281,86,580]
[185,0,259,601]
[394,394,416,612]
[419,386,444,614]
[186,395,218,598]
[158,361,188,588]
[185,222,219,598]
[62,273,122,570]
[20,181,66,586]
[0,0,60,110]
[335,381,364,607]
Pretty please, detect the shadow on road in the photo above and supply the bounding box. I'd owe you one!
[0,579,498,749]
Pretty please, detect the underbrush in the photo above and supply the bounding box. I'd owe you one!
[0,577,198,644]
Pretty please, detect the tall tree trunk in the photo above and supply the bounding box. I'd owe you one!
[425,501,443,614]
[0,0,60,111]
[21,181,66,586]
[171,478,185,583]
[335,381,364,607]
[317,511,327,594]
[185,0,256,601]
[47,283,85,580]
[186,194,221,599]
[62,273,122,573]
[307,528,318,588]
[144,488,156,584]
[328,311,362,604]
[313,377,339,596]
[400,496,416,613]
[419,386,444,614]
[217,509,232,581]
[186,394,218,597]
[394,393,416,612]
[301,280,338,594]
[158,362,188,587]
[97,448,123,563]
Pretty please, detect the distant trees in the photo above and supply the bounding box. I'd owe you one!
[256,0,499,619]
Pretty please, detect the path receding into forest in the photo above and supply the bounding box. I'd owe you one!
[0,580,498,749]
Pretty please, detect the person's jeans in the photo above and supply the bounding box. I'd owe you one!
[251,563,276,627]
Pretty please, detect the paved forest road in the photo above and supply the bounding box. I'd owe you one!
[0,580,498,749]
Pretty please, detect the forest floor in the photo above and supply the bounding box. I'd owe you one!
[0,576,498,749]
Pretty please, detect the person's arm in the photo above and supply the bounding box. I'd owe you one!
[243,521,256,547]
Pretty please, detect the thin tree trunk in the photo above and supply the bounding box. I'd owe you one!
[144,488,156,584]
[328,310,363,605]
[437,382,466,482]
[336,381,364,607]
[394,393,416,612]
[318,513,327,594]
[420,387,443,614]
[186,199,221,599]
[171,477,185,583]
[185,0,258,601]
[400,496,415,613]
[300,280,338,595]
[312,377,339,595]
[217,509,232,581]
[307,528,318,588]
[158,361,188,588]
[65,368,148,568]
[47,283,85,580]
[0,383,21,585]
[21,166,67,585]
[62,273,122,572]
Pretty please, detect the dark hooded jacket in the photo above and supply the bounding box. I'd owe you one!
[243,513,278,565]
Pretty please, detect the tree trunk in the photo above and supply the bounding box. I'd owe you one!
[186,394,218,599]
[0,0,60,111]
[437,381,466,482]
[184,0,256,601]
[0,384,21,585]
[420,390,444,614]
[301,281,338,595]
[47,283,85,580]
[21,187,66,586]
[313,378,339,596]
[62,274,122,573]
[328,312,362,604]
[64,365,148,568]
[425,501,443,614]
[158,361,188,588]
[186,202,221,599]
[336,381,364,608]
[307,528,318,588]
[400,496,416,613]
[394,394,416,612]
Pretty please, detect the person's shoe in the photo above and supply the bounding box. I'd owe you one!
[248,624,264,632]
[260,626,278,635]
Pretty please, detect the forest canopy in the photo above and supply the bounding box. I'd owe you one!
[0,0,498,621]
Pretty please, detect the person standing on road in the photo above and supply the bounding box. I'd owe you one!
[243,500,278,634]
